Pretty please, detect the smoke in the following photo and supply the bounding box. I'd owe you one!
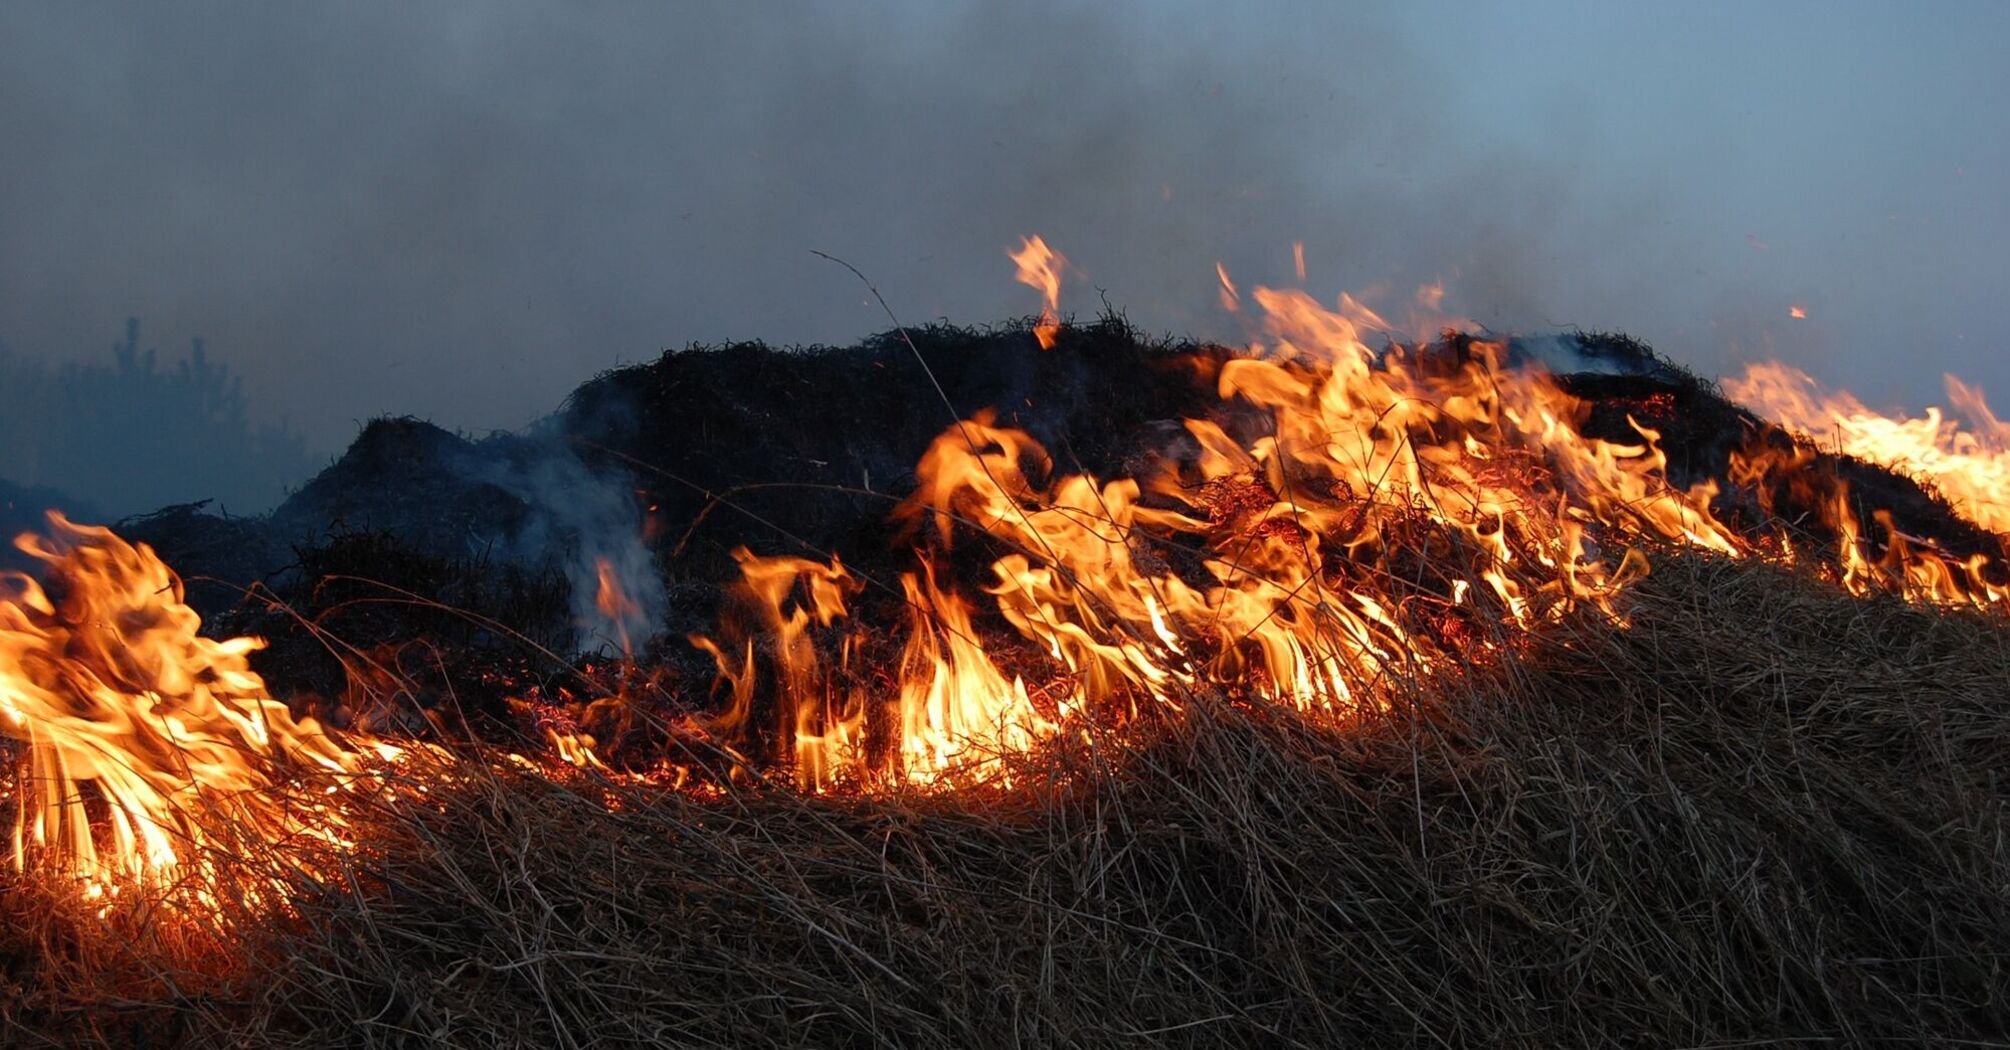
[1507,334,1681,383]
[482,440,665,654]
[0,2,2004,514]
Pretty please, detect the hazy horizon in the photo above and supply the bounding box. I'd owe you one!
[3,2,2005,512]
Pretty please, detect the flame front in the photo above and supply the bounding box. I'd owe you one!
[684,283,1748,788]
[10,240,2010,927]
[1728,362,2010,535]
[1725,362,2010,608]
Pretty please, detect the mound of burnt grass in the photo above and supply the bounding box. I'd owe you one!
[557,313,1229,586]
[86,316,2000,737]
[4,549,2007,1048]
[77,316,2004,771]
[112,314,1225,645]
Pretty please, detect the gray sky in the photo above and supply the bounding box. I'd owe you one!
[2,2,2005,486]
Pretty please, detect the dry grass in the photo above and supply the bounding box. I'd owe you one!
[6,552,2010,1048]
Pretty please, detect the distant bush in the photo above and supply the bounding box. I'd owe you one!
[0,319,313,517]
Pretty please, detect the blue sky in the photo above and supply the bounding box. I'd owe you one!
[1,2,2003,465]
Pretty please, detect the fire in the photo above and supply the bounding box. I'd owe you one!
[686,545,1051,790]
[677,283,1746,788]
[0,514,403,909]
[594,555,640,655]
[408,310,2010,799]
[1729,440,2009,608]
[1216,262,1240,312]
[10,234,2010,926]
[1009,235,1067,349]
[1789,305,1808,319]
[1727,362,2010,535]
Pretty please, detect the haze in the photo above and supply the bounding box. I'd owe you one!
[2,2,2004,515]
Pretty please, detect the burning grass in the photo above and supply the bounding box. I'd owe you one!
[10,248,2010,1044]
[5,551,2007,1047]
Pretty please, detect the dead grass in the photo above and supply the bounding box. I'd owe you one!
[6,552,2010,1047]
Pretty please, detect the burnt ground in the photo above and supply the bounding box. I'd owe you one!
[51,316,2001,743]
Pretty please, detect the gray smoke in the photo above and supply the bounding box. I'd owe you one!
[484,442,665,654]
[1,3,2004,514]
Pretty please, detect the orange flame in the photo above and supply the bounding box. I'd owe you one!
[1009,235,1067,349]
[1216,262,1240,312]
[683,281,1755,788]
[0,515,406,910]
[594,556,640,657]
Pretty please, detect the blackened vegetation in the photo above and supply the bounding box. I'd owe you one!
[557,314,1228,581]
[111,317,2007,754]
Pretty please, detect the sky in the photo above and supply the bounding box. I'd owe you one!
[1,2,2005,510]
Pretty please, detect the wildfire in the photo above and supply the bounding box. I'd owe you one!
[1009,235,1067,349]
[8,238,2010,924]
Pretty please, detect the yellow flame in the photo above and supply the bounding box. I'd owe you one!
[0,514,388,907]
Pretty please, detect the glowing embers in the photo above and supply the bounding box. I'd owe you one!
[0,514,412,913]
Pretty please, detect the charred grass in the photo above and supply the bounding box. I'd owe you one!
[5,552,2010,1048]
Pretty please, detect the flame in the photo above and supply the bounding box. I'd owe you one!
[1729,440,2008,608]
[594,556,640,656]
[1009,235,1067,349]
[1789,305,1808,319]
[892,561,1053,783]
[688,545,1051,789]
[1727,362,2010,535]
[1216,262,1240,312]
[0,514,396,909]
